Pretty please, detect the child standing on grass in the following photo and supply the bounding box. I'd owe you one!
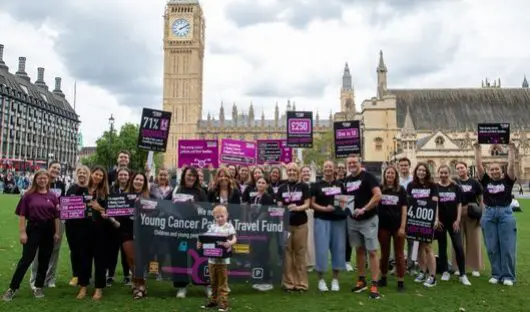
[197,205,237,311]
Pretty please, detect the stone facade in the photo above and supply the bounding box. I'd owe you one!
[0,44,79,170]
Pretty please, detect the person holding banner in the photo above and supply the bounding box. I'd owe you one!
[311,160,346,292]
[474,141,517,286]
[172,167,208,299]
[277,162,311,292]
[454,161,484,277]
[436,165,471,286]
[64,166,91,288]
[2,170,61,302]
[378,166,407,291]
[407,163,439,288]
[106,167,132,287]
[120,172,150,299]
[343,155,382,299]
[208,168,241,205]
[76,166,109,300]
[300,166,316,273]
[246,176,276,291]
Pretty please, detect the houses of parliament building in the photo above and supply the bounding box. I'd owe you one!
[162,0,530,181]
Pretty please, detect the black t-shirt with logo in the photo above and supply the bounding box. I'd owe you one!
[456,178,483,205]
[406,182,439,205]
[480,173,516,207]
[276,182,310,226]
[50,180,66,198]
[378,186,408,231]
[270,180,286,195]
[343,171,380,221]
[311,179,346,221]
[437,182,463,225]
[242,184,275,203]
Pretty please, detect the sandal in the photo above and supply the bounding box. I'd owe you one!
[133,287,147,300]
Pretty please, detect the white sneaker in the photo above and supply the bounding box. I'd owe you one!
[253,284,273,291]
[330,279,340,292]
[30,283,36,291]
[414,272,426,283]
[441,272,451,281]
[423,276,437,288]
[307,266,314,272]
[460,275,472,286]
[454,271,460,276]
[503,280,514,286]
[471,271,480,277]
[488,277,499,285]
[205,286,213,297]
[47,283,56,288]
[346,263,354,272]
[176,287,187,298]
[318,279,329,292]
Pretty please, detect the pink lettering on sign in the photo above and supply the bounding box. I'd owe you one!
[288,119,311,134]
[336,128,358,139]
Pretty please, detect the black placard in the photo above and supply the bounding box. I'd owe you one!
[286,111,313,148]
[406,197,436,243]
[107,193,138,217]
[137,108,172,152]
[477,123,510,144]
[199,234,233,258]
[334,120,361,158]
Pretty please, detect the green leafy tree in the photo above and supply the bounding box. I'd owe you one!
[302,130,336,167]
[87,123,162,172]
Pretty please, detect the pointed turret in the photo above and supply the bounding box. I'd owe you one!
[316,110,320,127]
[207,112,211,127]
[232,102,238,126]
[287,100,291,111]
[329,110,333,126]
[274,102,279,127]
[0,44,8,71]
[377,50,388,99]
[523,75,529,88]
[292,101,296,112]
[402,106,416,134]
[248,102,254,126]
[342,62,352,90]
[219,101,225,126]
[261,108,265,127]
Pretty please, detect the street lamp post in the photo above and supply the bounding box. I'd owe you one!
[108,114,115,172]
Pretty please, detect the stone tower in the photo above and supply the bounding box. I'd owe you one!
[162,0,205,168]
[341,62,355,116]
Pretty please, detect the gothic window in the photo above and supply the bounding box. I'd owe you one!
[490,145,505,156]
[374,137,383,152]
[426,160,436,173]
[435,136,445,148]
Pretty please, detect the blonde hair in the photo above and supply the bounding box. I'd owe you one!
[286,162,300,181]
[212,205,228,216]
[26,169,50,195]
[75,165,90,187]
[437,164,454,184]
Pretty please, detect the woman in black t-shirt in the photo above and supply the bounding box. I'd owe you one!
[268,167,285,195]
[454,161,483,277]
[378,166,407,291]
[276,162,310,292]
[436,165,470,286]
[311,160,346,292]
[249,177,276,292]
[242,167,274,203]
[406,163,439,288]
[474,142,517,286]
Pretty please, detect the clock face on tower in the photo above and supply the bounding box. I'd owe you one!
[172,18,191,37]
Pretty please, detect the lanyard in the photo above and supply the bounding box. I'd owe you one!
[253,193,262,205]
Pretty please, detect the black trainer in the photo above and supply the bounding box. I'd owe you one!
[369,285,381,299]
[352,280,368,293]
[379,277,387,287]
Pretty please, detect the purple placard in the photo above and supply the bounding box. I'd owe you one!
[178,139,219,168]
[220,139,256,166]
[60,196,86,220]
[203,248,224,257]
[405,197,436,243]
[334,120,361,158]
[477,123,510,144]
[286,111,313,148]
[256,139,292,164]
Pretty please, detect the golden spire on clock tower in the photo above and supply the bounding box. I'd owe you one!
[162,0,205,168]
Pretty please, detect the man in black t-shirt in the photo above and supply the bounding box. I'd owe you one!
[343,155,382,299]
[108,150,131,185]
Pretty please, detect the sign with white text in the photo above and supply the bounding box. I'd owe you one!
[286,111,313,148]
[137,108,172,152]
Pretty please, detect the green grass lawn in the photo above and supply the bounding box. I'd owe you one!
[0,194,528,312]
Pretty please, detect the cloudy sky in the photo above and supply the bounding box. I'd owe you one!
[0,0,528,146]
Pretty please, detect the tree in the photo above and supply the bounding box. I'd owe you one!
[84,123,162,172]
[302,130,335,167]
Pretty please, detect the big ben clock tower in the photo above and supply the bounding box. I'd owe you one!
[162,0,205,168]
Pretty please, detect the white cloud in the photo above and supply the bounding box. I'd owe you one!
[1,0,529,146]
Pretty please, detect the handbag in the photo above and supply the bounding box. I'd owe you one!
[467,202,482,220]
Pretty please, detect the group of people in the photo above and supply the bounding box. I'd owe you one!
[1,141,519,309]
